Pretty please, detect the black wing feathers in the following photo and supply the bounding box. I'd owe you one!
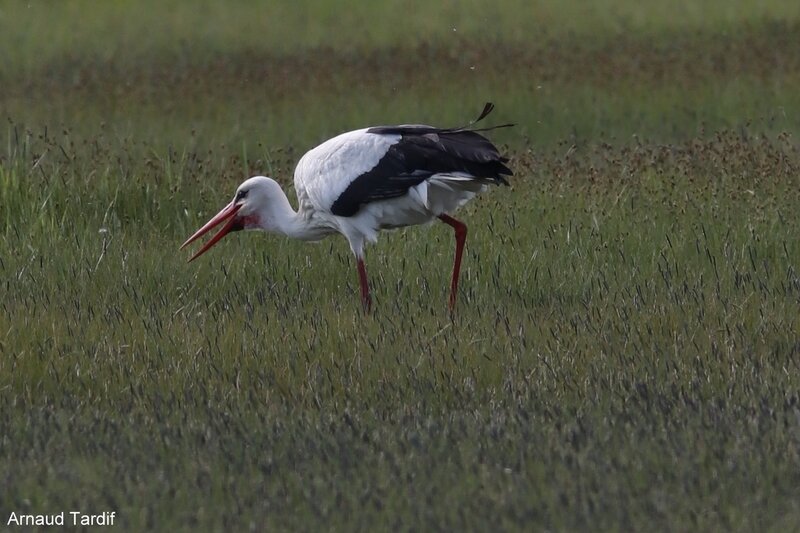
[331,103,513,217]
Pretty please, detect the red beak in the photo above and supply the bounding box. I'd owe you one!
[180,201,242,262]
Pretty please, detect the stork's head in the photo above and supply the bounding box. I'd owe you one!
[180,176,278,262]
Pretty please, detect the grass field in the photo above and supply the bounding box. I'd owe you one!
[2,1,800,531]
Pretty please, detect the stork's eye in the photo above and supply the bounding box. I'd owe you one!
[235,189,248,202]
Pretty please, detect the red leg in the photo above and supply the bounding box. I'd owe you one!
[357,258,372,312]
[438,214,467,312]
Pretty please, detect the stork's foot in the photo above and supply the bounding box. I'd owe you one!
[357,258,372,313]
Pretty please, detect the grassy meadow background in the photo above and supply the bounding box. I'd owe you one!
[2,1,800,530]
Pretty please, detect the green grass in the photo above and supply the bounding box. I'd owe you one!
[4,3,800,150]
[3,0,799,70]
[2,1,800,531]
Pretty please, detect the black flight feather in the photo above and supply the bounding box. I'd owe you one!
[330,103,513,217]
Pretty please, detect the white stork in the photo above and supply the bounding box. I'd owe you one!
[181,103,513,311]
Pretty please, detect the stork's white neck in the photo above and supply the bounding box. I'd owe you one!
[252,186,331,242]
